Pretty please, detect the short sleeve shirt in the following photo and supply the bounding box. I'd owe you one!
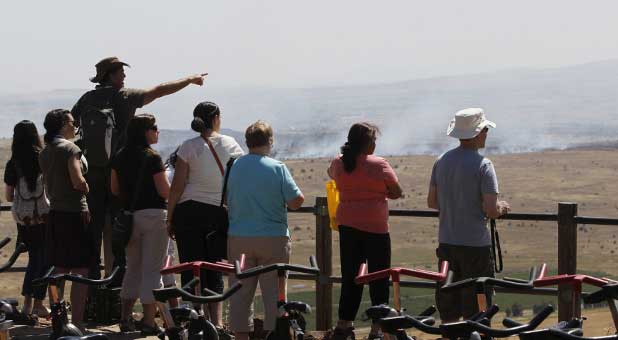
[226,154,302,237]
[430,146,499,246]
[328,154,398,234]
[39,139,89,212]
[72,86,146,149]
[177,134,244,206]
[111,147,167,211]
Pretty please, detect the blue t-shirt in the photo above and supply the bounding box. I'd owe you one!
[430,146,499,247]
[226,154,302,237]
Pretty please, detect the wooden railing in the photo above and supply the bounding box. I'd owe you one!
[291,198,618,330]
[3,200,618,329]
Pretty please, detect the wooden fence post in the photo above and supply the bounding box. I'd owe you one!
[558,202,579,321]
[315,197,333,331]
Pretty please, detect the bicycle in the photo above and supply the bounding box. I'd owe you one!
[583,282,618,334]
[156,259,241,340]
[32,266,119,340]
[354,261,449,339]
[233,255,320,340]
[153,276,242,340]
[0,236,35,336]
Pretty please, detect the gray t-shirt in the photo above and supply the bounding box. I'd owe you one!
[39,138,89,212]
[430,146,499,247]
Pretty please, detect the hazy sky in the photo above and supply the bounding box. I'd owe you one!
[2,1,618,93]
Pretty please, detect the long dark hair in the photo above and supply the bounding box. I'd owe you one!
[126,114,156,148]
[43,109,71,144]
[11,120,43,192]
[340,122,380,173]
[191,101,220,133]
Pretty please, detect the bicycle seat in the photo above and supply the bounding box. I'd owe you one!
[57,334,109,340]
[583,283,618,304]
[282,301,311,314]
[169,306,199,322]
[364,304,398,321]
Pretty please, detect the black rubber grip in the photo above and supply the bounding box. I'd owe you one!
[583,283,618,304]
[0,237,10,249]
[236,257,320,279]
[154,282,242,303]
[464,305,554,337]
[0,242,26,273]
[379,315,441,335]
[32,266,119,286]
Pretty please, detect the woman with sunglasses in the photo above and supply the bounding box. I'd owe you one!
[110,114,169,335]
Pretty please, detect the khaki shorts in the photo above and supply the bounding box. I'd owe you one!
[227,236,291,332]
[435,243,494,321]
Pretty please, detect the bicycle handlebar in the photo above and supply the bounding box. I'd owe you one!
[161,260,236,275]
[457,305,554,337]
[534,271,609,289]
[0,237,10,249]
[583,283,618,304]
[0,242,26,273]
[153,281,242,303]
[32,266,119,286]
[355,261,449,284]
[441,264,545,292]
[234,256,319,279]
[545,329,618,340]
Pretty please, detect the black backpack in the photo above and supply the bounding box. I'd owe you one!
[76,87,119,167]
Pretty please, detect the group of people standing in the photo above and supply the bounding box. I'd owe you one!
[4,55,510,340]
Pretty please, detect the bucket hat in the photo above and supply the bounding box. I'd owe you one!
[90,56,130,83]
[446,108,496,139]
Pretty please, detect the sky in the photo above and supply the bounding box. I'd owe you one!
[2,1,618,94]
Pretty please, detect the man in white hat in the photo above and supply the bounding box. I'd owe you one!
[427,108,510,324]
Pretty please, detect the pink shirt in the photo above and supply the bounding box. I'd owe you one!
[328,154,398,234]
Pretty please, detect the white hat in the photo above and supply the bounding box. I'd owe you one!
[446,108,496,139]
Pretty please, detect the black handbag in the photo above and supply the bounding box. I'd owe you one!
[111,157,147,252]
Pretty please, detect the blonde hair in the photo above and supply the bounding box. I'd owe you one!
[245,120,273,148]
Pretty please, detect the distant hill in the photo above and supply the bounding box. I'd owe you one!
[2,59,618,158]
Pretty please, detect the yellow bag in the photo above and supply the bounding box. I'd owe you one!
[325,180,339,230]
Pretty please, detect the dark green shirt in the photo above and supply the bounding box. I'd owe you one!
[72,86,146,149]
[39,138,89,212]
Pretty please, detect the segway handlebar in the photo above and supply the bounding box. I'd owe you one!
[234,256,319,279]
[0,242,26,273]
[355,261,449,285]
[534,270,609,289]
[32,266,119,286]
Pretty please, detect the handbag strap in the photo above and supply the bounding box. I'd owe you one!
[203,136,224,176]
[220,158,235,207]
[128,152,148,212]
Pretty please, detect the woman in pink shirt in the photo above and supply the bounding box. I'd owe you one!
[327,122,403,340]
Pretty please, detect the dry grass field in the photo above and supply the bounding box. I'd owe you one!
[2,141,618,338]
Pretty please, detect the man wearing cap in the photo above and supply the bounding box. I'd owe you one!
[71,56,207,281]
[427,108,510,324]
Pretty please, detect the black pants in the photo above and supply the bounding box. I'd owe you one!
[85,166,112,280]
[17,224,49,299]
[173,200,227,294]
[338,225,391,321]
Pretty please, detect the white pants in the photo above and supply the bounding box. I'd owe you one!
[120,209,168,304]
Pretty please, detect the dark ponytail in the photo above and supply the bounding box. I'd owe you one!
[340,122,380,173]
[191,101,220,133]
[43,109,71,144]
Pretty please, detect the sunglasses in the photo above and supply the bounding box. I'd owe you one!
[149,125,159,132]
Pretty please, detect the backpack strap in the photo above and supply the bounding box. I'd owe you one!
[128,152,149,212]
